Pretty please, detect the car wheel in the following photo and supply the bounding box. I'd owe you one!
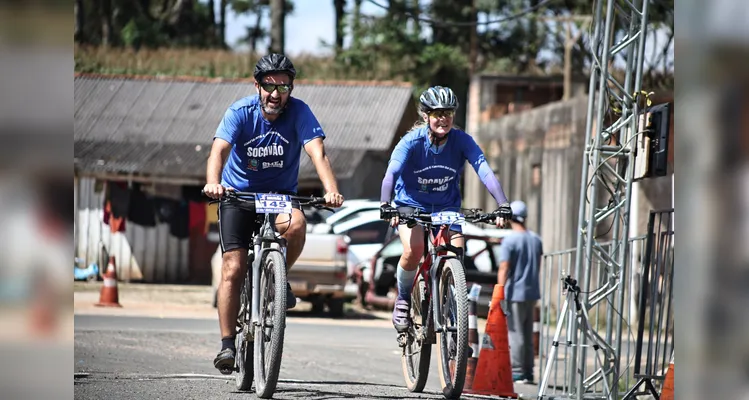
[327,298,345,319]
[310,297,325,314]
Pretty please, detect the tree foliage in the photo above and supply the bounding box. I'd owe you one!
[74,0,674,101]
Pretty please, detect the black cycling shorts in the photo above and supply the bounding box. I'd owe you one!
[217,195,302,253]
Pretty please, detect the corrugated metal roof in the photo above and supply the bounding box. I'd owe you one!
[74,74,412,178]
[74,139,364,181]
[74,75,413,149]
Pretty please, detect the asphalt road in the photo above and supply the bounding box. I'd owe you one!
[74,314,532,400]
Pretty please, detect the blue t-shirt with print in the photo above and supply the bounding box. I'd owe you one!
[390,127,487,212]
[214,95,325,193]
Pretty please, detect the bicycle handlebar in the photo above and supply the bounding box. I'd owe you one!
[383,208,499,227]
[202,190,332,211]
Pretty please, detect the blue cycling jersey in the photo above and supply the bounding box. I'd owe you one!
[214,95,325,193]
[380,126,508,211]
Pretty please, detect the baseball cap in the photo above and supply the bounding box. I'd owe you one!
[510,200,528,222]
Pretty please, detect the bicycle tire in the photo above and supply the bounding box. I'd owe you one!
[235,274,254,391]
[436,258,469,399]
[253,250,287,398]
[400,273,433,392]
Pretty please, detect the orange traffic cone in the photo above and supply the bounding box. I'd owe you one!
[465,284,518,398]
[661,351,674,400]
[95,256,122,307]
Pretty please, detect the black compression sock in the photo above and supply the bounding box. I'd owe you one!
[221,336,236,351]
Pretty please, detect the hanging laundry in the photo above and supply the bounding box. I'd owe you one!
[204,202,219,235]
[169,201,190,239]
[189,201,206,234]
[127,184,156,227]
[153,197,179,224]
[103,200,126,233]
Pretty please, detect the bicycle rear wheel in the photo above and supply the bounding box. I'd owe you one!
[400,273,432,392]
[235,273,253,390]
[436,258,469,399]
[253,250,287,398]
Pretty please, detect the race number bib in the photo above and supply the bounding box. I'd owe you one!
[430,211,465,226]
[255,194,292,214]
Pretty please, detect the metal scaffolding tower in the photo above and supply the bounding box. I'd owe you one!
[539,0,652,398]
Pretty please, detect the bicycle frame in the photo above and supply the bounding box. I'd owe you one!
[413,221,466,339]
[211,191,327,342]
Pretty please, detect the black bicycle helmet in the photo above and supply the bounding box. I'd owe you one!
[419,86,459,112]
[253,53,297,82]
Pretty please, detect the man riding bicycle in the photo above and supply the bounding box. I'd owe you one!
[203,53,344,374]
[379,85,512,333]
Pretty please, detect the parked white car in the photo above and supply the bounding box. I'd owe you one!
[328,210,396,276]
[307,199,381,234]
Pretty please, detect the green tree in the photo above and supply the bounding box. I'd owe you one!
[75,0,223,49]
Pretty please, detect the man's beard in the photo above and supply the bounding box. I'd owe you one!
[262,96,286,115]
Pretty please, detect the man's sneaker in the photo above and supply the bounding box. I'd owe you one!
[286,282,297,309]
[214,348,235,375]
[392,299,411,332]
[512,373,534,384]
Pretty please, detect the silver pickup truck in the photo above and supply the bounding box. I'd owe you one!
[287,232,351,317]
[211,232,352,318]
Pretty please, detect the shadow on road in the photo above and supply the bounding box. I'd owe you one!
[287,306,387,321]
[237,379,448,399]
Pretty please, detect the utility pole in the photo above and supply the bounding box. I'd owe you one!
[538,15,593,100]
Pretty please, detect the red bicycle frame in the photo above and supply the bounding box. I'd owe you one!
[413,223,454,299]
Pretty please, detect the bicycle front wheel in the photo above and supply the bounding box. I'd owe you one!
[436,258,469,399]
[400,273,432,392]
[253,250,287,398]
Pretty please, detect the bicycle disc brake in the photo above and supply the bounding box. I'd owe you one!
[397,332,409,348]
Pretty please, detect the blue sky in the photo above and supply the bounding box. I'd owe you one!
[224,0,387,56]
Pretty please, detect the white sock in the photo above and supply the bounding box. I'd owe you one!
[396,265,418,301]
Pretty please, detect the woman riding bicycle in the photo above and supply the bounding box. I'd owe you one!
[379,85,512,332]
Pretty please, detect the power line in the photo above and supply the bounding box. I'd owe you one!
[365,0,557,27]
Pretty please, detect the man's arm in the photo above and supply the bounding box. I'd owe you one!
[207,138,232,184]
[203,138,233,199]
[497,238,513,286]
[498,261,510,287]
[304,137,344,206]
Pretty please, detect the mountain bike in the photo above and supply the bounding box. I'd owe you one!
[209,190,329,398]
[380,208,500,399]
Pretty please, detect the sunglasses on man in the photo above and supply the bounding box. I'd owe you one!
[428,109,455,118]
[260,83,292,94]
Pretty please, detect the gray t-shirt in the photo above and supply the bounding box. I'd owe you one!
[499,230,543,302]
